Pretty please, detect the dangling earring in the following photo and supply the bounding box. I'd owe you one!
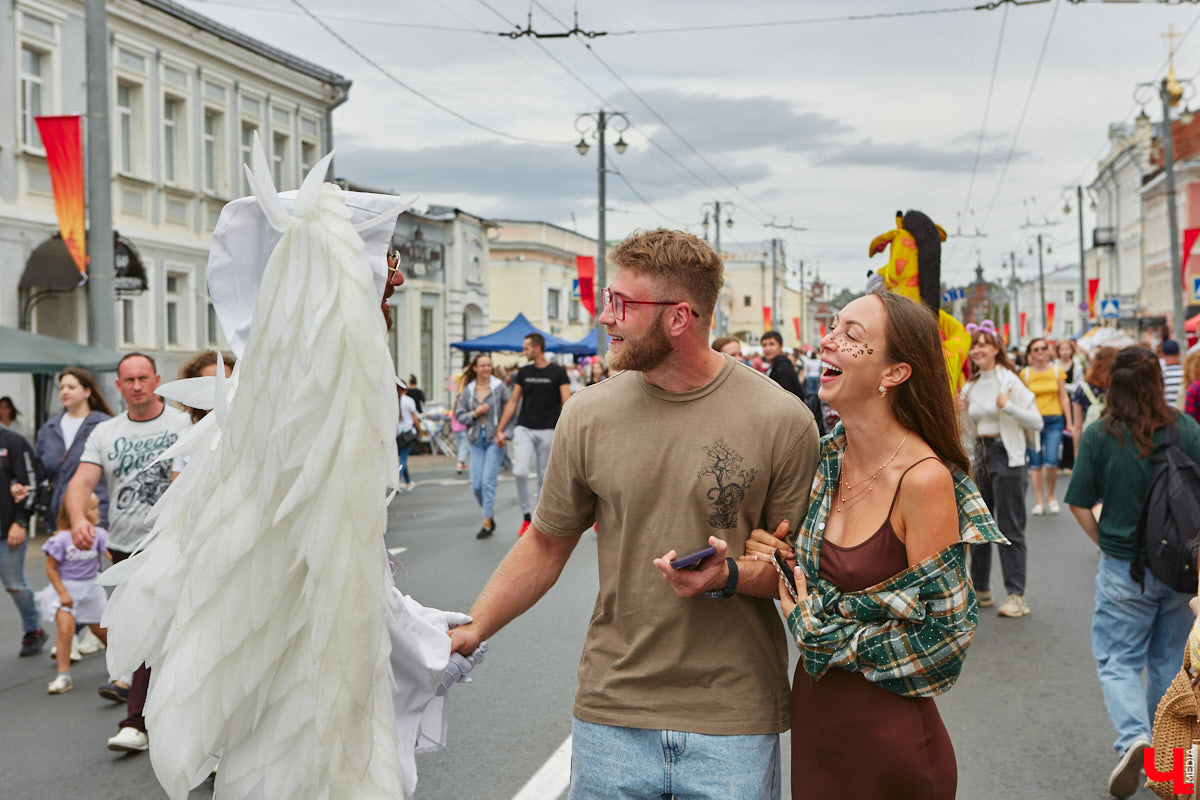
[878,385,887,398]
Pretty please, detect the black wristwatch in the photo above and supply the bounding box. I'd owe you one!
[705,558,738,599]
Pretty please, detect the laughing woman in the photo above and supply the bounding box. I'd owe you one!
[747,290,1003,799]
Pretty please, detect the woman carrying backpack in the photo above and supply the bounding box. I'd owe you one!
[1065,346,1200,799]
[1069,347,1117,444]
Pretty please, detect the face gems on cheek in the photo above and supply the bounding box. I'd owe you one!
[837,342,871,358]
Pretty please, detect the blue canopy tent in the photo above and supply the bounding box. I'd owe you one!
[450,313,575,353]
[554,329,604,357]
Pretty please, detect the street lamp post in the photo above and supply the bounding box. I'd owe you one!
[575,109,629,357]
[1135,38,1195,344]
[700,201,734,338]
[1026,234,1052,335]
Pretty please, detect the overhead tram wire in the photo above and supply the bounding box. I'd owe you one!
[286,0,571,145]
[608,166,689,227]
[472,0,737,217]
[525,1,777,225]
[947,3,1009,266]
[977,0,1062,233]
[600,5,980,35]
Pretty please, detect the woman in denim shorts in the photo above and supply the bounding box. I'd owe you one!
[1021,338,1072,515]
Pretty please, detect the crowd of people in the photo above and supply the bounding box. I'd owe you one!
[8,223,1200,798]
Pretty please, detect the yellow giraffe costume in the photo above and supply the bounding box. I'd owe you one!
[869,210,971,394]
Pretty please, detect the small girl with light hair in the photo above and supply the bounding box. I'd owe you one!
[37,493,108,694]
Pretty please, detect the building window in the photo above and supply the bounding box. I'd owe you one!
[203,111,220,192]
[117,82,138,173]
[743,295,752,307]
[240,124,256,193]
[121,299,135,345]
[207,302,219,345]
[272,132,287,187]
[1065,290,1074,305]
[163,97,179,183]
[300,141,315,177]
[470,255,481,282]
[420,307,435,397]
[547,288,561,320]
[166,274,180,346]
[20,47,45,149]
[568,298,581,323]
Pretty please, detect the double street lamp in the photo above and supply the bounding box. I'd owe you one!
[1135,57,1195,344]
[575,110,629,357]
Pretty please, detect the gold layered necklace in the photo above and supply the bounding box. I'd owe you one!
[836,432,910,513]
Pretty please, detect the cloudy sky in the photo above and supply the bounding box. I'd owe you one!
[182,0,1200,294]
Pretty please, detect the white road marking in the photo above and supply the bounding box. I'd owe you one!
[387,546,408,555]
[511,734,572,800]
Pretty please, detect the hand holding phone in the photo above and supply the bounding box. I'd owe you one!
[670,545,717,571]
[774,550,799,602]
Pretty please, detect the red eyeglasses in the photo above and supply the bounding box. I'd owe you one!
[601,287,699,321]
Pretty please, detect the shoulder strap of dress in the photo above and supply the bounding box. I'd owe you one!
[886,455,942,517]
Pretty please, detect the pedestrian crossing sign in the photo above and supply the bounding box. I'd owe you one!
[1193,276,1200,302]
[1100,298,1120,319]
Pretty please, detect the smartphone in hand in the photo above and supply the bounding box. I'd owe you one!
[774,549,799,602]
[670,545,717,570]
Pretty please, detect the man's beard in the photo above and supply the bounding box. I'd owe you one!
[608,310,672,372]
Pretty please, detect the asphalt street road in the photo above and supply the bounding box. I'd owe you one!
[0,455,1166,799]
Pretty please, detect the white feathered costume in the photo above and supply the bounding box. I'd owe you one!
[100,139,467,800]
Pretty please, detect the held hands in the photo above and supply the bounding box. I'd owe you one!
[742,520,792,561]
[652,536,729,598]
[10,483,29,503]
[7,523,27,548]
[495,431,507,447]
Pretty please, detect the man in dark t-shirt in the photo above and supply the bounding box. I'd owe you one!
[761,331,805,400]
[497,334,570,536]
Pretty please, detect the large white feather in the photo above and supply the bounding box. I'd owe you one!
[102,139,404,799]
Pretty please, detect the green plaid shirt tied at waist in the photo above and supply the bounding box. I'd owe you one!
[786,423,1007,699]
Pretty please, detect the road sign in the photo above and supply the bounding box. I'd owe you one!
[942,288,964,303]
[1193,277,1200,303]
[1100,298,1120,319]
[572,278,580,300]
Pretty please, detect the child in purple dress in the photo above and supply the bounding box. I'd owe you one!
[37,494,108,694]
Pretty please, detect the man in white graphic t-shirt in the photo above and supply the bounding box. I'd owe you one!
[63,352,190,755]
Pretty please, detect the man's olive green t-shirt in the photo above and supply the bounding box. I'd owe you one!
[532,356,819,735]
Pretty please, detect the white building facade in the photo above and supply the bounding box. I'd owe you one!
[3,0,347,409]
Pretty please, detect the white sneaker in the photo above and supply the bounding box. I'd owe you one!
[107,726,149,753]
[976,590,995,608]
[1047,499,1061,514]
[49,640,82,662]
[997,594,1031,618]
[47,674,73,694]
[1108,737,1151,798]
[77,628,104,655]
[1031,503,1044,516]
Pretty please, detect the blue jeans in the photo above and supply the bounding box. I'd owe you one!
[1092,553,1192,752]
[469,440,503,518]
[454,430,469,464]
[569,718,780,800]
[1027,414,1064,468]
[397,442,413,485]
[1,537,39,633]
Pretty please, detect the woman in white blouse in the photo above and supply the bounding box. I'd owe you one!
[957,324,1043,619]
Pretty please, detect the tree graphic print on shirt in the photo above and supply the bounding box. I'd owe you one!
[698,439,758,529]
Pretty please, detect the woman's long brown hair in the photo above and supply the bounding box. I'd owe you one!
[59,367,114,417]
[1103,345,1179,456]
[966,330,1018,382]
[875,290,970,475]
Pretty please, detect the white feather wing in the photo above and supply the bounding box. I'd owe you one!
[102,179,403,799]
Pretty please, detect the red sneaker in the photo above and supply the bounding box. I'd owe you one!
[518,520,531,537]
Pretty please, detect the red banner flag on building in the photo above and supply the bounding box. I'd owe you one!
[1087,278,1100,319]
[35,115,86,275]
[1020,312,1027,339]
[792,316,801,341]
[1183,228,1200,294]
[762,306,772,330]
[575,256,596,317]
[819,323,827,338]
[1003,322,1011,344]
[1045,302,1056,334]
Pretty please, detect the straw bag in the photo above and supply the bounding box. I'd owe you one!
[1148,648,1200,798]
